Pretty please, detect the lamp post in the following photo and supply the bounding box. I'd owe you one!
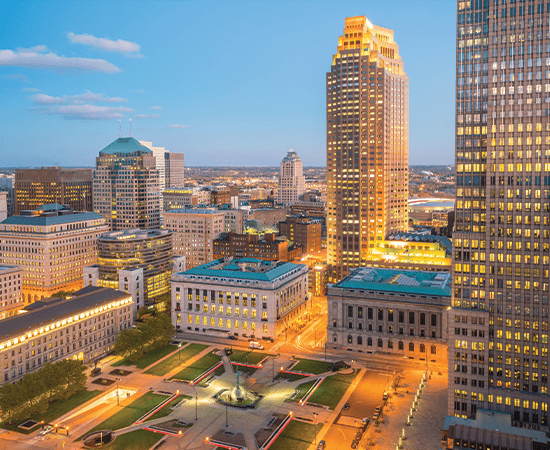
[116,378,122,406]
[225,403,229,428]
[178,342,183,366]
[313,412,318,446]
[272,353,280,382]
[192,386,198,421]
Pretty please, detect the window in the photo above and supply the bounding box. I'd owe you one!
[409,342,415,352]
[399,311,404,323]
[431,314,437,327]
[431,345,437,355]
[367,337,372,346]
[378,338,383,348]
[378,309,383,320]
[357,336,362,345]
[348,335,352,344]
[409,312,415,324]
[420,344,426,353]
[420,313,426,326]
[398,341,404,351]
[348,306,354,317]
[388,340,393,349]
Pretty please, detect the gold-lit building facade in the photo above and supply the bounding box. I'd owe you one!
[327,16,409,284]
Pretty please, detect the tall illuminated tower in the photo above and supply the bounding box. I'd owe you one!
[450,0,550,427]
[277,150,306,205]
[326,16,409,283]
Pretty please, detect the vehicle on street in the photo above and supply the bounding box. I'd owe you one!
[39,425,53,436]
[317,440,326,450]
[361,417,369,425]
[227,335,237,340]
[343,402,350,410]
[249,341,264,350]
[383,392,389,401]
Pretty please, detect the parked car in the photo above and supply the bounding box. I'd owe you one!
[361,417,369,425]
[383,392,389,401]
[227,335,237,340]
[317,440,326,450]
[249,341,264,350]
[343,402,350,410]
[39,425,53,436]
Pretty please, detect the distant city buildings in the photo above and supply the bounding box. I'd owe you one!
[139,141,168,191]
[0,192,7,222]
[14,167,93,214]
[279,214,322,254]
[164,152,185,188]
[327,267,451,365]
[0,204,108,303]
[0,265,23,320]
[93,137,161,231]
[171,257,309,340]
[213,232,300,262]
[277,150,305,205]
[327,16,409,283]
[163,187,211,210]
[0,173,15,217]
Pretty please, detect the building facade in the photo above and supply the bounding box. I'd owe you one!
[0,192,7,222]
[0,205,108,304]
[0,286,132,384]
[327,16,409,283]
[93,137,160,231]
[213,232,291,262]
[164,208,226,269]
[140,141,167,191]
[277,150,306,205]
[171,258,309,339]
[14,167,93,215]
[0,265,23,320]
[327,267,451,365]
[165,152,185,188]
[450,0,550,428]
[279,214,323,254]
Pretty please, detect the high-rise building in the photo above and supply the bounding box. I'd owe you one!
[139,141,167,191]
[326,16,409,284]
[93,137,160,231]
[450,0,550,428]
[14,167,92,214]
[165,152,185,188]
[0,265,23,320]
[278,214,323,254]
[277,150,305,205]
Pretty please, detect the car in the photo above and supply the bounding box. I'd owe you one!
[249,341,264,350]
[227,335,237,340]
[317,440,326,450]
[343,402,350,410]
[361,417,369,425]
[373,412,379,420]
[39,425,53,436]
[383,392,389,401]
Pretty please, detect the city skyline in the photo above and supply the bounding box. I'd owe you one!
[0,0,454,167]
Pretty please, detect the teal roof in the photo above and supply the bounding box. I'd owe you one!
[335,267,451,297]
[99,137,151,155]
[1,211,103,227]
[35,203,66,212]
[180,258,305,282]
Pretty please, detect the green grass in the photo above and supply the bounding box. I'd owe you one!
[307,371,358,409]
[275,372,308,382]
[289,380,317,402]
[291,359,333,375]
[229,350,270,365]
[144,343,208,376]
[268,420,319,450]
[170,350,221,381]
[93,429,164,450]
[79,391,170,437]
[144,395,192,422]
[0,389,101,435]
[112,343,181,369]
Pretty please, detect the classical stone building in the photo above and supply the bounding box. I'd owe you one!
[0,265,23,320]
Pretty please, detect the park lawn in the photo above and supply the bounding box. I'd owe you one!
[289,380,317,402]
[170,350,221,381]
[229,350,270,365]
[144,343,208,376]
[276,372,308,382]
[95,429,163,450]
[0,389,101,435]
[144,395,192,422]
[268,420,318,450]
[291,359,333,375]
[80,392,169,437]
[307,371,358,410]
[112,343,181,369]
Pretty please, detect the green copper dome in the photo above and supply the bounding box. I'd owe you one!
[99,137,152,155]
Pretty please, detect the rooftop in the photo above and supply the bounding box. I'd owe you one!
[0,286,130,343]
[386,232,452,257]
[1,210,104,227]
[0,265,21,273]
[99,137,152,155]
[334,267,451,297]
[99,228,171,241]
[166,208,225,215]
[176,257,307,282]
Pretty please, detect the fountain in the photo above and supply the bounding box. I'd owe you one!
[215,369,262,408]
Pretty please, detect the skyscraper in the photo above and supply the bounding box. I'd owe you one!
[140,141,167,191]
[93,137,160,230]
[165,152,185,188]
[450,0,550,426]
[326,16,409,283]
[277,150,305,205]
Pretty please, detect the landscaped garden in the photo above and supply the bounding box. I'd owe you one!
[275,372,308,382]
[91,429,164,450]
[144,395,191,422]
[229,350,270,366]
[170,350,221,382]
[290,359,333,374]
[112,343,180,369]
[306,371,358,410]
[144,343,208,377]
[268,420,319,450]
[287,379,317,403]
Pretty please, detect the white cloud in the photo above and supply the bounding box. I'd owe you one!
[0,48,121,73]
[17,45,49,53]
[166,124,189,129]
[3,74,29,82]
[32,104,134,120]
[69,90,127,103]
[67,32,142,57]
[32,94,64,105]
[135,114,160,119]
[151,105,162,110]
[23,87,40,92]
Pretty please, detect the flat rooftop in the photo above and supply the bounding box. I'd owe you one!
[167,208,225,215]
[99,228,171,241]
[1,211,103,227]
[334,267,451,297]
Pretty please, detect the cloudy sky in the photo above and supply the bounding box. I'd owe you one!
[0,0,455,167]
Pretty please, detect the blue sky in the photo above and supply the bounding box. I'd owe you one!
[0,0,455,167]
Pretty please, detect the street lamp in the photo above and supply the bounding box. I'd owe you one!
[178,342,183,366]
[192,385,198,421]
[272,353,280,382]
[116,378,122,406]
[313,412,318,446]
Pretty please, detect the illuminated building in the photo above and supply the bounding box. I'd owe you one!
[139,141,167,191]
[0,192,7,222]
[277,150,305,205]
[449,0,550,428]
[14,167,92,214]
[171,257,309,340]
[0,204,108,304]
[278,214,322,254]
[93,137,160,231]
[164,152,185,188]
[0,286,132,383]
[163,188,211,210]
[327,267,450,364]
[308,264,328,297]
[83,228,183,317]
[327,16,409,283]
[0,265,23,320]
[213,232,299,262]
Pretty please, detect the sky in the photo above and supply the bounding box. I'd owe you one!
[0,0,456,168]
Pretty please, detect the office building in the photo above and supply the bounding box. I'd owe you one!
[93,137,160,231]
[165,152,185,188]
[277,150,306,205]
[14,167,93,214]
[171,257,309,339]
[327,267,451,365]
[213,232,297,262]
[279,214,322,254]
[0,204,108,303]
[247,207,289,228]
[449,0,550,429]
[210,186,239,208]
[0,286,132,383]
[222,209,245,234]
[140,141,167,191]
[327,16,409,283]
[0,192,7,222]
[164,208,226,269]
[0,265,23,320]
[308,264,328,297]
[0,173,15,217]
[163,188,211,211]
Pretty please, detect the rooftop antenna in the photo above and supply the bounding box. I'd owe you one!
[119,119,121,138]
[129,118,132,137]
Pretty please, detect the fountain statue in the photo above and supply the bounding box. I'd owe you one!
[215,367,262,408]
